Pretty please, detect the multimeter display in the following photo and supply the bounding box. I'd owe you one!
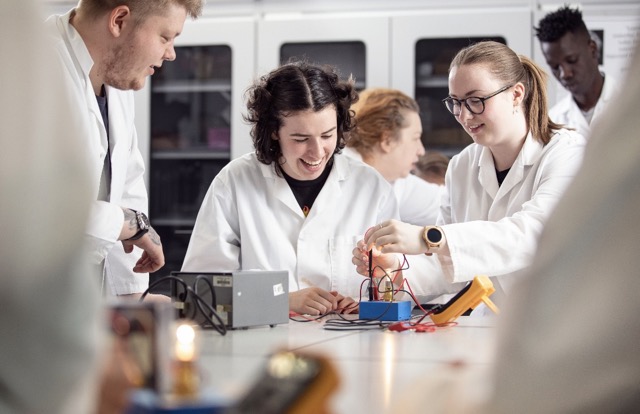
[429,275,498,324]
[432,281,472,315]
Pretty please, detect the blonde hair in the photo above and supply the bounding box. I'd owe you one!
[347,88,420,157]
[449,41,562,145]
[77,0,204,21]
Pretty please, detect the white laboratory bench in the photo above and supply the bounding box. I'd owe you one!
[196,315,498,414]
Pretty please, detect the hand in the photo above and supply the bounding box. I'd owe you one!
[122,227,165,273]
[352,239,399,277]
[118,292,171,302]
[332,291,358,314]
[289,287,339,316]
[364,220,427,255]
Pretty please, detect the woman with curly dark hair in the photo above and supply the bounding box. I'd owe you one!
[182,61,399,315]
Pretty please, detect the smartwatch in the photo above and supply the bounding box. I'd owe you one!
[127,209,150,241]
[422,226,443,254]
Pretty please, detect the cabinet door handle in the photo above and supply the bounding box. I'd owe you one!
[174,229,193,236]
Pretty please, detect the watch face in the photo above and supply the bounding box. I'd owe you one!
[137,212,150,230]
[427,228,442,243]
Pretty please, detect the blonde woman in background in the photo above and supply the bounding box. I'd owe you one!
[344,88,442,225]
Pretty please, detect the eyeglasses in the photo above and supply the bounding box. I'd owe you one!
[442,84,513,116]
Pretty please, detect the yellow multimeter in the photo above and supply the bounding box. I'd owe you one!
[429,275,499,325]
[228,350,340,414]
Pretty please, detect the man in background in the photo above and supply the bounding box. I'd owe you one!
[45,0,204,298]
[535,5,616,139]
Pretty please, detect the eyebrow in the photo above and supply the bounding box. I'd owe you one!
[289,126,337,138]
[450,89,483,98]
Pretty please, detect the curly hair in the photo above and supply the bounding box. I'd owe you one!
[535,5,589,43]
[244,60,358,167]
[347,88,420,158]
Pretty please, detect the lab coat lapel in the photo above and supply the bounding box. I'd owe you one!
[105,87,133,203]
[478,147,499,199]
[307,156,344,218]
[63,14,107,198]
[494,133,541,204]
[263,164,306,218]
[86,89,108,197]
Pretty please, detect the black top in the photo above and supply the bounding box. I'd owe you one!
[281,158,333,217]
[96,85,111,200]
[496,168,510,187]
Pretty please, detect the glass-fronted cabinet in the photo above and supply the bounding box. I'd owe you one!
[391,8,532,156]
[149,44,231,291]
[280,41,366,89]
[136,18,255,293]
[414,37,505,156]
[257,14,389,88]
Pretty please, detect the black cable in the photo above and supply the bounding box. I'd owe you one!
[368,249,374,301]
[139,275,228,335]
[140,275,188,301]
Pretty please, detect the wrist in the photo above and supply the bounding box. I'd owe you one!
[126,209,150,241]
[421,226,444,255]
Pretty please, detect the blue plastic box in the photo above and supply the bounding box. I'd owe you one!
[359,301,412,321]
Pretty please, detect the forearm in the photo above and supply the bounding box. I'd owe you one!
[118,208,138,240]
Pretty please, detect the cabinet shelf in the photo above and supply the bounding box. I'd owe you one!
[416,76,449,88]
[153,218,196,227]
[152,79,232,93]
[151,151,230,160]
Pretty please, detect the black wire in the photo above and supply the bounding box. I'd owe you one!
[189,288,227,335]
[139,275,228,336]
[368,249,374,301]
[323,256,414,331]
[140,275,188,300]
[323,315,390,330]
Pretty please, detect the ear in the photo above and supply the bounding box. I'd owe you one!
[512,82,526,108]
[587,39,599,60]
[379,131,394,154]
[108,5,131,37]
[271,131,279,141]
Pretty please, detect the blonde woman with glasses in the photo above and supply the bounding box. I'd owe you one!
[352,41,586,312]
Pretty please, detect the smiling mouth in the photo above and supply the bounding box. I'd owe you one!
[467,123,483,133]
[301,159,322,167]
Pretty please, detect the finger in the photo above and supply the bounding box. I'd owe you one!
[364,223,382,240]
[338,297,358,313]
[312,287,339,303]
[122,242,134,254]
[313,293,338,312]
[342,300,359,314]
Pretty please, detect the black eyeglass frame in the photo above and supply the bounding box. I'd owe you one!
[442,84,514,116]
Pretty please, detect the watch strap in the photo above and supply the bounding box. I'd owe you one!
[126,210,150,241]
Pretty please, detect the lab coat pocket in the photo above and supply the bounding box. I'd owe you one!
[329,235,363,299]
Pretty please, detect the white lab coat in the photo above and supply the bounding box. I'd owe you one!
[549,72,617,140]
[342,147,441,225]
[404,129,586,311]
[182,152,399,298]
[46,10,149,294]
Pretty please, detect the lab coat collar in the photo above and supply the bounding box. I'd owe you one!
[478,132,542,200]
[59,9,95,81]
[56,9,105,132]
[257,153,349,218]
